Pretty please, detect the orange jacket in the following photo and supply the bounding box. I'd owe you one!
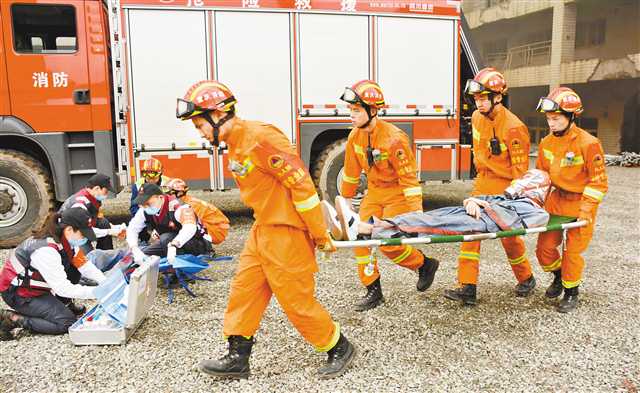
[180,195,229,245]
[340,119,422,207]
[471,105,530,194]
[536,123,608,219]
[221,119,328,244]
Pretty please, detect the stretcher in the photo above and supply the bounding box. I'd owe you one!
[332,216,588,249]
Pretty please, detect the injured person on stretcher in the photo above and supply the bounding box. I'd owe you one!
[322,169,551,242]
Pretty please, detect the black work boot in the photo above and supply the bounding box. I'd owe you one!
[443,284,477,306]
[198,335,254,379]
[515,275,536,297]
[545,270,563,299]
[318,333,357,379]
[558,286,579,313]
[416,254,440,292]
[0,309,24,341]
[355,278,384,312]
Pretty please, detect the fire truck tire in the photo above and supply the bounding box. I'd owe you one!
[0,150,55,248]
[313,138,366,208]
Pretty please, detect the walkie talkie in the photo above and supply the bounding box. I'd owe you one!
[489,127,502,156]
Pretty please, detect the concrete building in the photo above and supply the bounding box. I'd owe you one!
[463,0,640,153]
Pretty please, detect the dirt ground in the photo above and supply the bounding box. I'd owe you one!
[1,166,638,392]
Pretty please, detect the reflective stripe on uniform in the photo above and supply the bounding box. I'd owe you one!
[315,322,341,352]
[583,186,605,202]
[472,127,480,141]
[392,245,413,264]
[508,254,527,266]
[403,186,422,197]
[293,194,320,212]
[355,255,372,265]
[354,144,365,157]
[562,279,581,289]
[542,258,562,272]
[543,149,554,164]
[342,174,360,184]
[459,251,480,261]
[560,155,584,167]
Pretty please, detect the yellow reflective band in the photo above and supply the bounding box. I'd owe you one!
[542,258,562,272]
[543,149,554,164]
[583,186,605,202]
[459,252,480,261]
[293,194,320,212]
[501,143,507,152]
[236,157,256,179]
[508,254,527,266]
[315,322,341,352]
[354,144,365,156]
[562,279,581,289]
[403,186,422,197]
[342,174,360,184]
[392,246,413,264]
[472,127,480,141]
[560,155,584,167]
[355,255,372,265]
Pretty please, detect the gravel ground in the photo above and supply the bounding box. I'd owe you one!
[1,167,638,392]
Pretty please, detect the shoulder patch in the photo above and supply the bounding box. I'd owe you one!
[268,154,284,169]
[395,148,406,161]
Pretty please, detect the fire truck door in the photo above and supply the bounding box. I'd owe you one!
[2,0,92,132]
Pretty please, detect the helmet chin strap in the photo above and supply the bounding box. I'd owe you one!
[203,110,235,147]
[552,113,574,136]
[359,105,376,129]
[480,93,499,118]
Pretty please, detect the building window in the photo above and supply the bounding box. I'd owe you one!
[575,19,606,48]
[11,4,77,54]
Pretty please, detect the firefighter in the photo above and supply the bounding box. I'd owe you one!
[130,157,172,217]
[535,87,608,313]
[0,208,106,340]
[176,80,355,379]
[166,178,230,246]
[126,183,212,263]
[444,68,534,306]
[339,80,440,312]
[58,173,125,255]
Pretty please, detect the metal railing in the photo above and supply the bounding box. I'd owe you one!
[485,40,552,70]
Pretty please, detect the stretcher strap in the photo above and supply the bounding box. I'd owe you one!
[333,220,588,249]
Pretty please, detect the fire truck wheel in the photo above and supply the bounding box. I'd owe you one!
[0,150,55,248]
[313,138,366,210]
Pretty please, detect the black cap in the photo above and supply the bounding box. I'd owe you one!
[60,207,97,242]
[87,173,115,193]
[133,183,163,205]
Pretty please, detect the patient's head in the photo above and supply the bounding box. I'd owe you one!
[504,169,551,206]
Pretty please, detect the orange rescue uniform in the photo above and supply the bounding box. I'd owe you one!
[458,105,532,285]
[221,119,340,352]
[180,194,230,245]
[340,119,425,286]
[535,123,608,288]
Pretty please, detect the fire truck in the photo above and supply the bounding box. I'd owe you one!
[0,0,481,247]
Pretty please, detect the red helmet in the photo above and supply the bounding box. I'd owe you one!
[340,80,385,109]
[177,80,237,120]
[465,67,508,95]
[536,87,583,116]
[141,158,163,173]
[166,178,189,194]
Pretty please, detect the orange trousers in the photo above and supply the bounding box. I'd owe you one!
[536,191,596,288]
[457,172,532,285]
[223,224,340,352]
[354,187,425,287]
[457,237,532,285]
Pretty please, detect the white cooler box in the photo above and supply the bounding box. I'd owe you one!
[69,256,160,345]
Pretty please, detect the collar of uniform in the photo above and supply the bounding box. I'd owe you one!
[567,123,580,140]
[487,104,505,125]
[220,118,246,148]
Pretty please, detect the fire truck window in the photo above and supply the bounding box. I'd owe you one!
[11,4,77,54]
